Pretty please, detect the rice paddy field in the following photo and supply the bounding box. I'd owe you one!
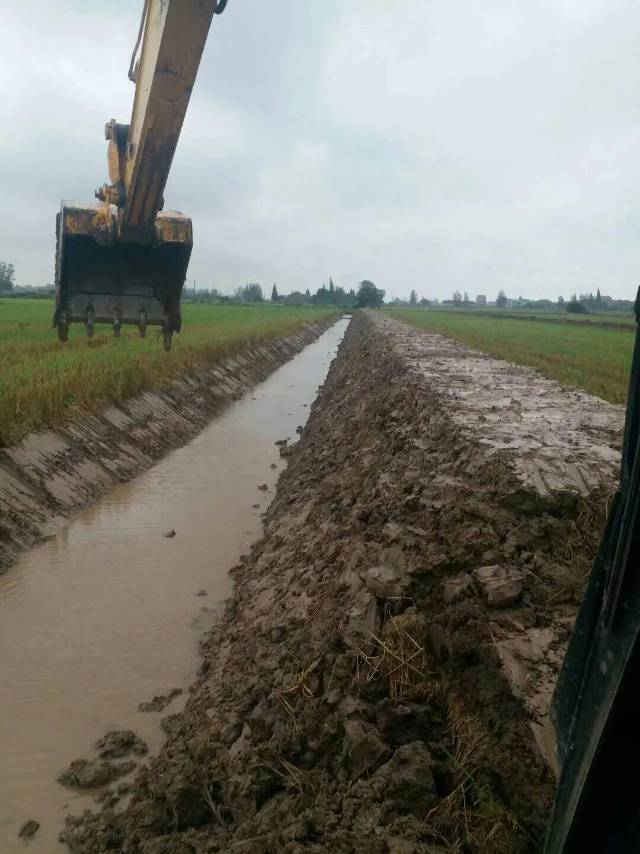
[0,299,338,446]
[388,307,635,405]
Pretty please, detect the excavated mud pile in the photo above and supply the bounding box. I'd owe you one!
[0,317,336,573]
[62,312,623,854]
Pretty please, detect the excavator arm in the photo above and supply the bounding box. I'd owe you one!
[54,0,228,349]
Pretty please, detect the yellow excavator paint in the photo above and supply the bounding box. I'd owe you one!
[54,0,228,349]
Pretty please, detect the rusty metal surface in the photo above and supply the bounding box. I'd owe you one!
[155,210,193,244]
[54,203,192,333]
[59,203,192,247]
[61,202,117,245]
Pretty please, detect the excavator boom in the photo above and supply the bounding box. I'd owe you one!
[54,0,227,349]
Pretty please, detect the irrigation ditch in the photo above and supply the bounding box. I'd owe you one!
[0,315,338,574]
[52,310,623,853]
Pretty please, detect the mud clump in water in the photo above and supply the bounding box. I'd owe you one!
[61,313,620,853]
[96,730,148,758]
[18,820,40,839]
[59,730,147,790]
[138,689,184,713]
[58,758,136,789]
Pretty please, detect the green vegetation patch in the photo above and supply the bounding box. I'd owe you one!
[0,299,338,446]
[387,308,634,404]
[431,307,635,330]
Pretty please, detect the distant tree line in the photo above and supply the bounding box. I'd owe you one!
[0,261,16,292]
[185,277,385,308]
[0,261,55,299]
[496,287,634,314]
[426,287,634,314]
[236,283,264,303]
[0,254,633,316]
[356,280,385,308]
[0,259,56,298]
[2,260,633,316]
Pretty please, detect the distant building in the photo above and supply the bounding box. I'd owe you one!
[476,295,487,305]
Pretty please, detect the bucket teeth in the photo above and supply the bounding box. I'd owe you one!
[58,326,69,342]
[54,202,191,348]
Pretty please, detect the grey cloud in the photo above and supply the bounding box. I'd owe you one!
[3,0,640,299]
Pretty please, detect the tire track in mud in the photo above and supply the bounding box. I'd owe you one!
[0,317,337,574]
[62,311,623,853]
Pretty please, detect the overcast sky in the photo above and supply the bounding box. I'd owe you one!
[3,0,640,301]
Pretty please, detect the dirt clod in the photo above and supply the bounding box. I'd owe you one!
[373,741,437,816]
[96,729,148,758]
[18,819,40,839]
[138,688,183,713]
[343,720,392,780]
[442,572,473,603]
[473,564,525,607]
[58,758,135,789]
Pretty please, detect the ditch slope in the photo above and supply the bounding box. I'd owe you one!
[62,311,624,853]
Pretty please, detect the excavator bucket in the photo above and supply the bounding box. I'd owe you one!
[53,202,192,350]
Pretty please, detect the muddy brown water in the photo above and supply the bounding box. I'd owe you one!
[0,317,349,853]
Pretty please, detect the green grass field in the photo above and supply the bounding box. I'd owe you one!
[427,306,635,330]
[0,299,338,446]
[387,308,635,404]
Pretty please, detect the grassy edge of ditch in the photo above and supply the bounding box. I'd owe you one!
[386,308,633,404]
[0,301,340,447]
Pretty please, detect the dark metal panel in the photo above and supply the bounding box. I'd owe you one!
[546,288,640,852]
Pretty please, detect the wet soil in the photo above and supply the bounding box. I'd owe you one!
[0,320,347,853]
[61,311,623,853]
[0,317,337,574]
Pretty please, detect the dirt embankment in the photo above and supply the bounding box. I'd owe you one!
[0,317,336,574]
[61,311,623,853]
